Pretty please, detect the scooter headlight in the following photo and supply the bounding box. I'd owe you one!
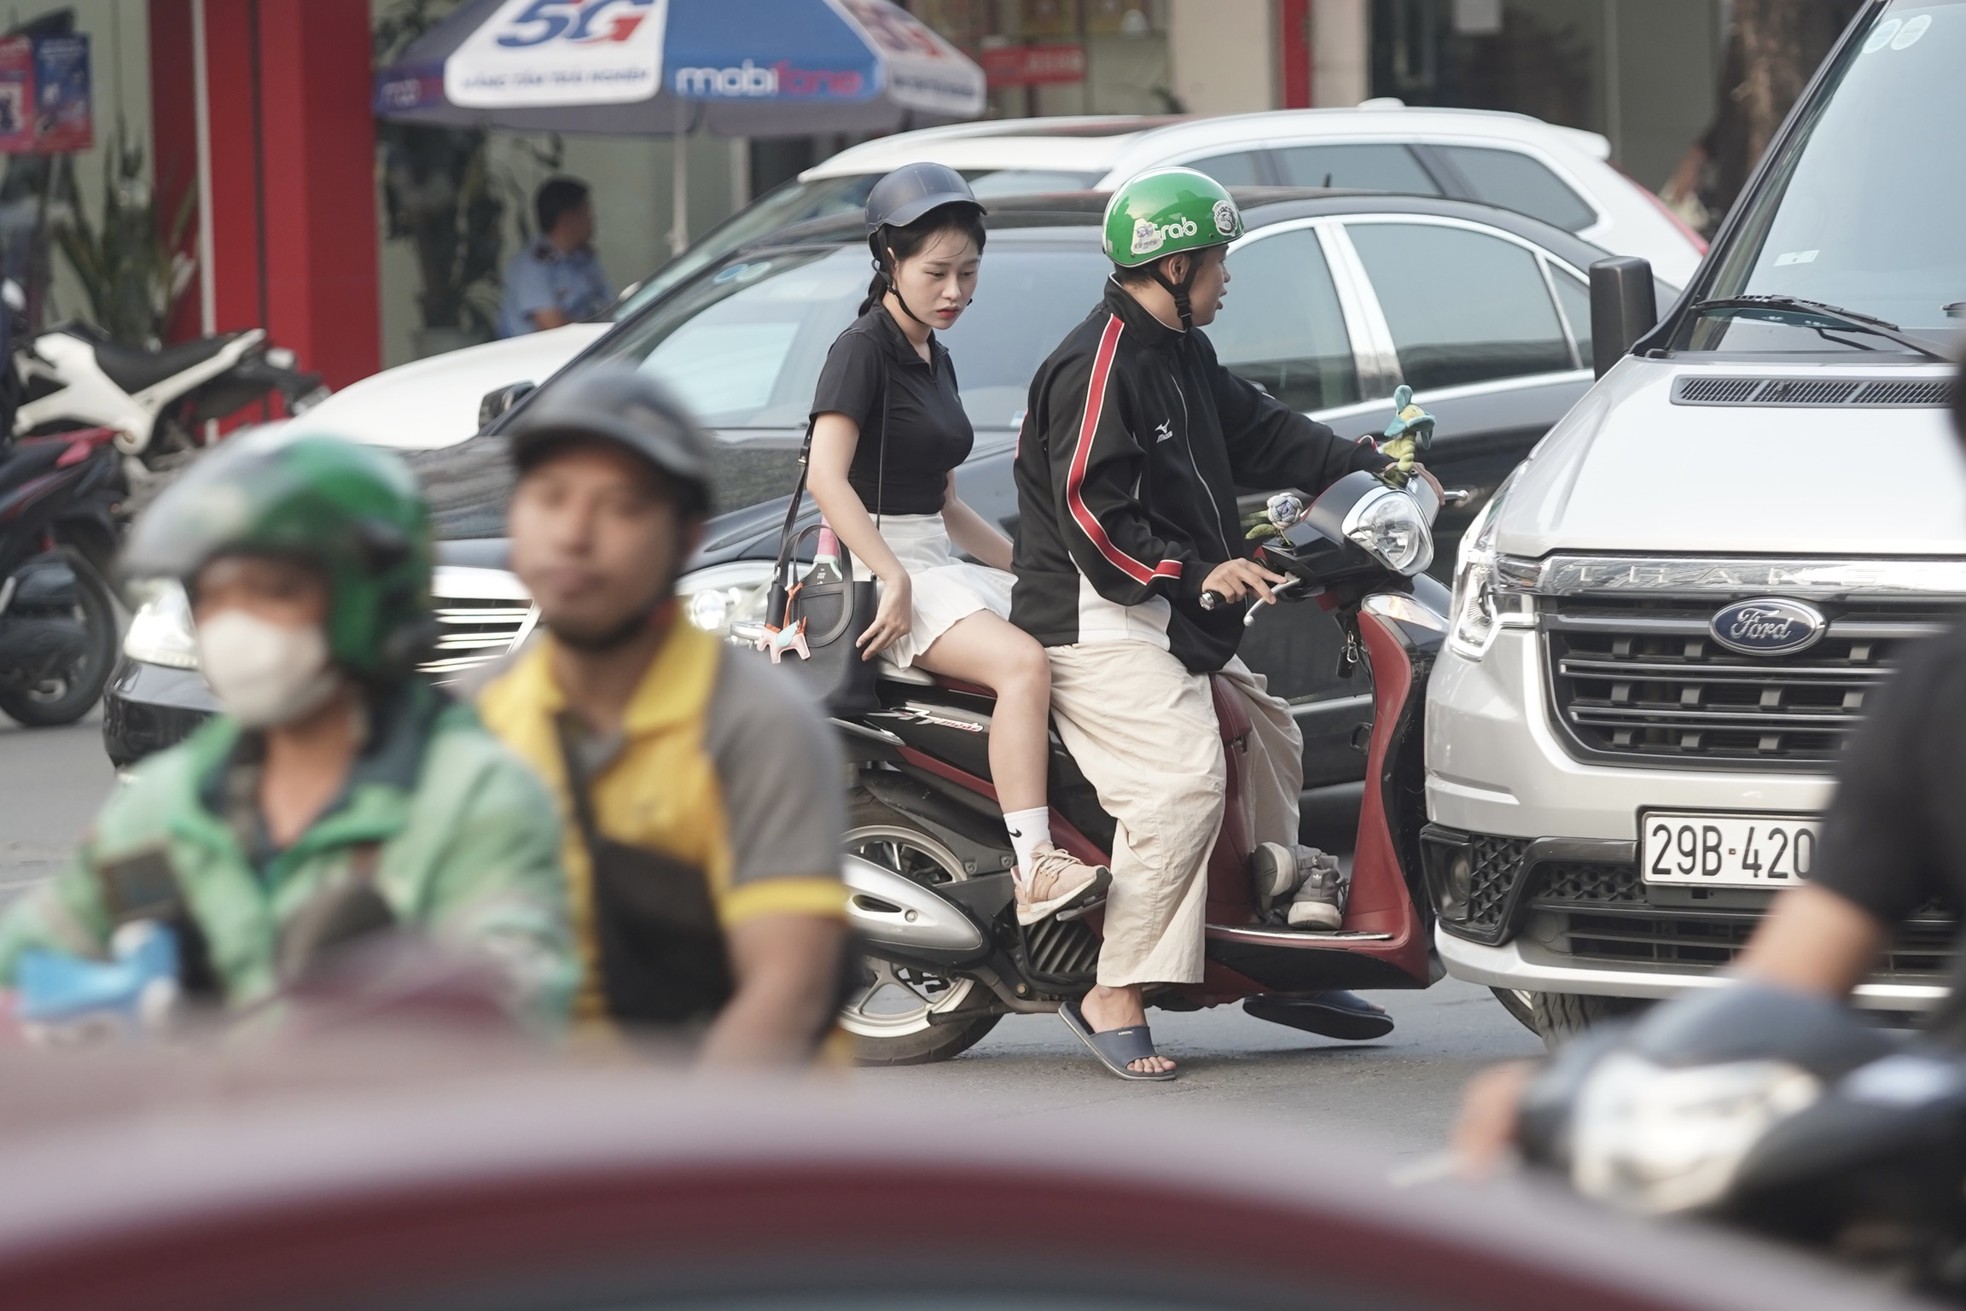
[678,561,774,642]
[122,580,200,670]
[1570,1052,1821,1215]
[1341,487,1433,576]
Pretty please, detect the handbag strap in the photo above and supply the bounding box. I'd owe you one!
[771,327,895,617]
[551,715,608,858]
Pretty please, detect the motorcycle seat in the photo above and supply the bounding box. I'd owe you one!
[89,333,241,396]
[875,660,993,699]
[1209,674,1254,745]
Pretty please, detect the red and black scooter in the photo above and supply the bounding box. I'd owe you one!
[828,466,1451,1065]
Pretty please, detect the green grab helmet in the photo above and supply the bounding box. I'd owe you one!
[121,428,437,679]
[1102,166,1244,269]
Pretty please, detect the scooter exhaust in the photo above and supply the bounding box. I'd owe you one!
[842,853,988,962]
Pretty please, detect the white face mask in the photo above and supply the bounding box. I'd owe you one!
[195,610,342,728]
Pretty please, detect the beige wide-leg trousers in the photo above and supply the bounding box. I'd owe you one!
[1045,642,1304,987]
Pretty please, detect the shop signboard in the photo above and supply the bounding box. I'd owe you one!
[33,34,93,152]
[0,33,92,153]
[0,38,31,152]
[979,42,1086,86]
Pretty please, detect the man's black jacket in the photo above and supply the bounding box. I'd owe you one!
[1010,279,1387,673]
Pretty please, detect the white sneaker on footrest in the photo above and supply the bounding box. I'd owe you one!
[1016,845,1111,926]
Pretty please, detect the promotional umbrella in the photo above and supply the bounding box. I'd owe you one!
[374,0,988,249]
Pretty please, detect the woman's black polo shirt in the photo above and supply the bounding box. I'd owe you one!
[810,304,974,517]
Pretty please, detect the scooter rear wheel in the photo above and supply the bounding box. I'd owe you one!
[0,550,119,728]
[841,792,1001,1066]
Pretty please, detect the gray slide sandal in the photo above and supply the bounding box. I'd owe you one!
[1059,998,1177,1082]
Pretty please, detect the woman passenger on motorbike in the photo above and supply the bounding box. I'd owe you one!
[806,163,1108,927]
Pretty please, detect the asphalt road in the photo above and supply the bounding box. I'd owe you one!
[0,717,1543,1157]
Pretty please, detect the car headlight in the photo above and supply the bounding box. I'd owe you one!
[1447,473,1537,661]
[679,561,774,642]
[1570,1052,1821,1215]
[122,580,200,669]
[1341,486,1433,576]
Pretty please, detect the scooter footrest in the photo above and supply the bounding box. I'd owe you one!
[1014,915,1101,989]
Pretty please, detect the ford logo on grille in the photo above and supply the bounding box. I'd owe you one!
[1709,598,1827,657]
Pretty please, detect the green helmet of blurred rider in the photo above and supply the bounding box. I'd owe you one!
[1102,167,1242,330]
[1102,167,1243,269]
[121,429,436,679]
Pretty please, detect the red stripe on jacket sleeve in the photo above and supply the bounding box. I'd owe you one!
[1065,316,1184,587]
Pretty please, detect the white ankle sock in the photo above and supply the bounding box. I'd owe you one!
[1003,807,1051,881]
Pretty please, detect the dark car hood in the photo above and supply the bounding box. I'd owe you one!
[428,429,1018,577]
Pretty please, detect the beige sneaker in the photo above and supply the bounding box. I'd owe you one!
[1016,844,1112,926]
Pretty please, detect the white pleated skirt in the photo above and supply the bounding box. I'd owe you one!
[868,513,1015,668]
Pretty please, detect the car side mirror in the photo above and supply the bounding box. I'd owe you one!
[478,381,536,430]
[1588,256,1657,378]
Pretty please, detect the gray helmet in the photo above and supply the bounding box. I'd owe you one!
[865,162,984,232]
[506,364,715,514]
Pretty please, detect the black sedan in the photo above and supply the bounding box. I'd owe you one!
[105,189,1660,841]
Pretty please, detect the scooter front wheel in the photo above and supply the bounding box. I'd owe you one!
[841,792,1001,1066]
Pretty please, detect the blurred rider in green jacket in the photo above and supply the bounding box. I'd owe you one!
[0,430,576,1027]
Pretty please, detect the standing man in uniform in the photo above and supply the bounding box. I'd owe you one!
[499,176,614,338]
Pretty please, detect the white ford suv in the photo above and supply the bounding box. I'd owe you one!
[1419,0,1964,1040]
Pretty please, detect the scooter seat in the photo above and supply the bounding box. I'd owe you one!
[1209,673,1254,746]
[88,333,241,396]
[873,658,991,699]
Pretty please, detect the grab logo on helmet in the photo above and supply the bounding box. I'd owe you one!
[1130,214,1199,257]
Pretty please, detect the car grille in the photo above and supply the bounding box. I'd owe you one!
[1464,835,1532,934]
[1526,862,1956,979]
[1545,598,1951,768]
[420,594,534,682]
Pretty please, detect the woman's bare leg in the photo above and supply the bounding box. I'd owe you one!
[914,611,1051,812]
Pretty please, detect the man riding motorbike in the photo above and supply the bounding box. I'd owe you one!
[476,366,851,1066]
[0,430,578,1029]
[1012,168,1426,1079]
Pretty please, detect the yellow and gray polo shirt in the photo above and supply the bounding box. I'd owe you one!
[478,621,847,1026]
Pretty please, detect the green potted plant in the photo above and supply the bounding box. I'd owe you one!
[52,126,196,348]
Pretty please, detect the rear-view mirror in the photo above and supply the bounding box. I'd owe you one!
[1588,257,1657,379]
[479,381,537,431]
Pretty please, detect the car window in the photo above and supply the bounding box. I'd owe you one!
[1550,268,1592,368]
[615,168,1105,319]
[1207,227,1360,412]
[1434,145,1597,232]
[413,240,1116,536]
[1347,222,1574,390]
[614,176,877,318]
[1274,143,1439,194]
[1186,151,1266,186]
[965,169,1105,198]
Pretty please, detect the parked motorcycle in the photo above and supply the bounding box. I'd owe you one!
[813,466,1450,1065]
[0,426,124,726]
[1513,983,1966,1302]
[2,282,325,469]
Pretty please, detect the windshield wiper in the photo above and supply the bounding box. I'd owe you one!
[1690,294,1953,362]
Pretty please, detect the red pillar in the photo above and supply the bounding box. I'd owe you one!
[148,0,200,345]
[147,0,381,391]
[1280,0,1313,109]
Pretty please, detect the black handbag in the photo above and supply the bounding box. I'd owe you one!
[758,356,889,717]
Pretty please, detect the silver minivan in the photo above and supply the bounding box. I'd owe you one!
[1419,0,1963,1039]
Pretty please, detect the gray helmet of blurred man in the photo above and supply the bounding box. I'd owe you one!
[504,364,715,516]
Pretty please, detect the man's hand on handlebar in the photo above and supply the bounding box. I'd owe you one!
[1201,558,1288,607]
